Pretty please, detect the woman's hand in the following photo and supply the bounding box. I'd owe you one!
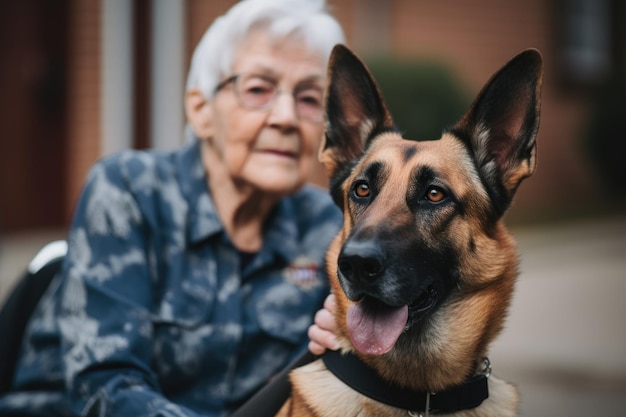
[308,293,340,355]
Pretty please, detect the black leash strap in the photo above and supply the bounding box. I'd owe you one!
[322,350,489,414]
[230,350,317,417]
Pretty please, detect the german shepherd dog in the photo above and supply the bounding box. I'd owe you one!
[277,45,543,417]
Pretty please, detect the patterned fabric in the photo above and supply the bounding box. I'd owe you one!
[0,141,342,417]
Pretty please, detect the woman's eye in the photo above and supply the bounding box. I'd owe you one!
[296,89,323,107]
[240,76,275,96]
[353,181,371,198]
[425,186,446,203]
[245,84,273,95]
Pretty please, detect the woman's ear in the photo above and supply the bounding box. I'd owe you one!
[185,88,213,140]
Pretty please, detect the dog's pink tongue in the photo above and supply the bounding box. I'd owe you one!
[346,302,408,356]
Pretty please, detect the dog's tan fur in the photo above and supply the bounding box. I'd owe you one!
[277,45,542,417]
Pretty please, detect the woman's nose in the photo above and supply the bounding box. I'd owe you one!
[267,92,299,127]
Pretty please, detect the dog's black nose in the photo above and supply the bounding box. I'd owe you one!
[338,240,385,283]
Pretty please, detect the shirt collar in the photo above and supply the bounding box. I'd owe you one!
[176,137,299,262]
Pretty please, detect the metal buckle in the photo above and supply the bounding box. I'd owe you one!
[479,357,492,378]
[408,358,491,417]
[408,391,435,417]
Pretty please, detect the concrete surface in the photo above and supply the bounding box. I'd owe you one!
[1,216,625,416]
[490,216,626,416]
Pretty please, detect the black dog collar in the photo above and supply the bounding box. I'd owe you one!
[322,350,489,414]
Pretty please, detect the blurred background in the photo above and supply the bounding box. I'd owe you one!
[0,1,624,415]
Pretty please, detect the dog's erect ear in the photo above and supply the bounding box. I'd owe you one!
[452,49,543,215]
[320,44,396,181]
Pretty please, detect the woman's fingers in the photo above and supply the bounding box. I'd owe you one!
[307,294,340,355]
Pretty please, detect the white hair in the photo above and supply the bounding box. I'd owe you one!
[186,0,346,99]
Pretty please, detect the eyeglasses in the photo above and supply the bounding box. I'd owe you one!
[214,73,325,123]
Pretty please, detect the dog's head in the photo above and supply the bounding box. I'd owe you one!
[321,45,542,387]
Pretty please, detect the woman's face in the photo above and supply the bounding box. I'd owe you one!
[199,32,326,196]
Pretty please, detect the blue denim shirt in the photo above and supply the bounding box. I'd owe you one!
[0,141,342,417]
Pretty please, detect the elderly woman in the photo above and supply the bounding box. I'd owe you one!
[0,1,345,416]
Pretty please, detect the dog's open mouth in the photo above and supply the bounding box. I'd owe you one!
[409,284,438,315]
[346,285,438,356]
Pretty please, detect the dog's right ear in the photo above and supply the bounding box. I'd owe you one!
[320,45,396,182]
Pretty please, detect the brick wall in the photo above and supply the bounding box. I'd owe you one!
[64,0,102,223]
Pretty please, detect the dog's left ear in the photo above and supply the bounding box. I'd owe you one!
[452,49,543,215]
[320,44,395,182]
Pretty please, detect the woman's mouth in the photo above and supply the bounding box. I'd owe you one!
[259,149,298,159]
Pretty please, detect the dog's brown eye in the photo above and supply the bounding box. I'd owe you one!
[426,187,446,203]
[354,181,371,198]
